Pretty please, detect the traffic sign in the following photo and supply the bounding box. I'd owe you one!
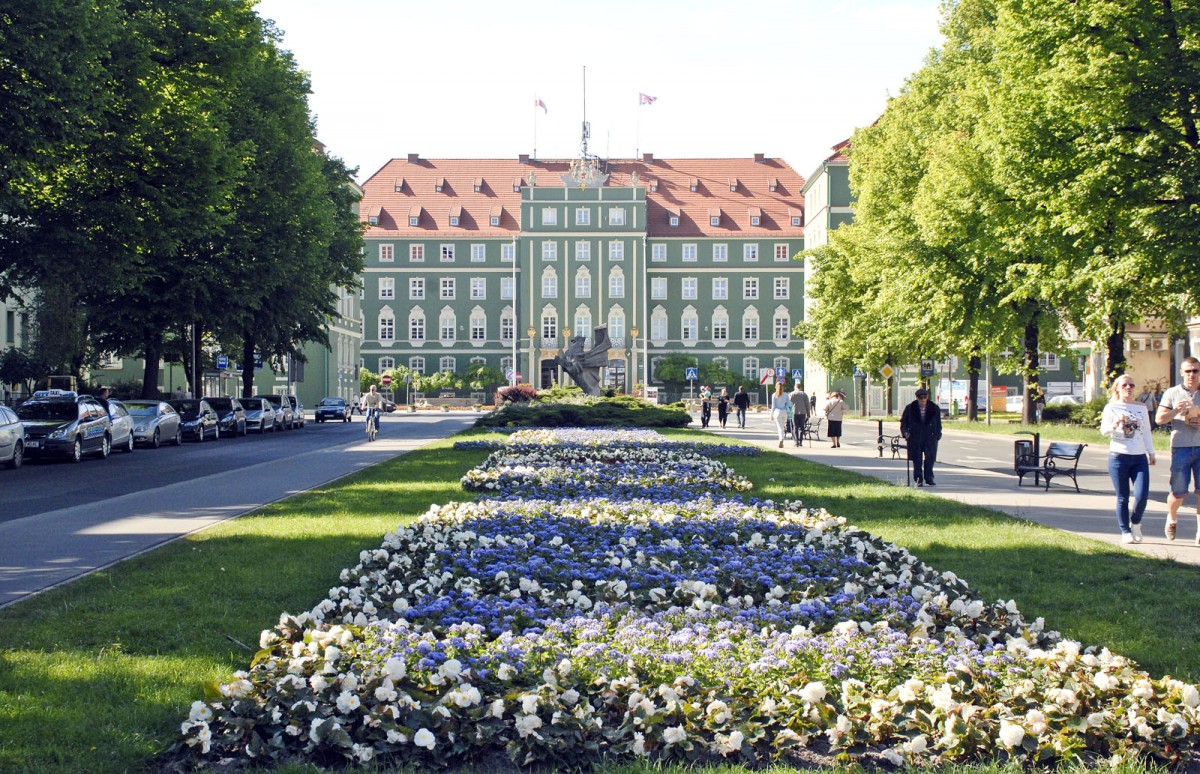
[685,367,698,381]
[505,368,515,380]
[853,366,866,379]
[216,355,229,370]
[515,372,523,381]
[792,369,804,381]
[879,363,896,380]
[775,366,787,379]
[920,357,935,376]
[381,373,393,386]
[759,368,774,385]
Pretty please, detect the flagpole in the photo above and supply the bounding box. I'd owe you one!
[533,95,538,160]
[636,98,641,158]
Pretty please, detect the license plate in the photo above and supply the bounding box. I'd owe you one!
[26,440,41,448]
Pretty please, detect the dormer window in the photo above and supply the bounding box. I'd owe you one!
[448,205,462,227]
[394,178,405,193]
[667,208,680,227]
[708,208,723,227]
[367,205,382,226]
[474,177,483,193]
[728,178,738,192]
[768,177,778,192]
[409,206,422,227]
[435,177,445,193]
[788,207,802,227]
[489,206,502,227]
[689,177,699,192]
[512,177,523,192]
[748,207,762,227]
[648,178,658,192]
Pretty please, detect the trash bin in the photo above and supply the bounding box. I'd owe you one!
[1014,439,1036,470]
[950,399,959,418]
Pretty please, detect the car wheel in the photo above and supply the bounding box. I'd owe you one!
[71,437,83,463]
[7,440,22,469]
[214,425,220,441]
[125,432,134,453]
[240,421,247,436]
[151,428,160,449]
[99,434,111,459]
[173,427,183,446]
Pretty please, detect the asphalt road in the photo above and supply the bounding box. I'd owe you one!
[0,411,476,607]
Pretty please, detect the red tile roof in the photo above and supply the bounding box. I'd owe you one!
[359,156,806,239]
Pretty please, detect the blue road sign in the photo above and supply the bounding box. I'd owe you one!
[216,355,229,370]
[505,368,515,380]
[792,369,803,381]
[853,367,866,379]
[775,366,787,379]
[685,367,699,381]
[254,353,263,370]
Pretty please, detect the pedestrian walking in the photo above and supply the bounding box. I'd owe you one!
[1155,356,1200,544]
[699,385,712,429]
[716,387,730,429]
[1101,374,1155,544]
[1138,384,1160,430]
[900,387,942,486]
[769,382,791,448]
[790,383,810,447]
[823,391,848,448]
[733,386,751,428]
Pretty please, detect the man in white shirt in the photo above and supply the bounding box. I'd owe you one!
[1156,357,1200,543]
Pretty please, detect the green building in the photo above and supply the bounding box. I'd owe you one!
[358,152,807,400]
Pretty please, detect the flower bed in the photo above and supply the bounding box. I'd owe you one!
[178,428,1200,770]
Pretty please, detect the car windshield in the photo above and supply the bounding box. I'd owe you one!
[124,403,159,417]
[170,400,201,419]
[206,398,233,411]
[16,401,78,421]
[319,398,344,406]
[241,398,263,409]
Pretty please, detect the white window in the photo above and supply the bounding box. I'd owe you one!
[410,245,424,262]
[743,277,759,299]
[500,356,514,372]
[650,278,667,299]
[669,214,680,227]
[682,244,697,262]
[501,243,515,263]
[774,277,789,299]
[542,241,557,261]
[775,243,790,262]
[409,357,425,374]
[440,356,456,372]
[652,244,667,262]
[575,241,591,261]
[541,207,558,225]
[713,244,728,262]
[575,208,591,225]
[682,277,698,300]
[609,268,625,298]
[470,313,486,341]
[608,309,625,341]
[1039,352,1060,370]
[541,313,558,341]
[379,244,394,262]
[408,215,418,227]
[409,277,425,300]
[712,277,728,300]
[681,312,698,342]
[542,269,558,298]
[409,314,425,342]
[379,277,394,299]
[500,276,514,300]
[774,313,790,340]
[379,314,395,342]
[744,357,759,378]
[490,215,500,227]
[500,313,514,342]
[470,277,486,300]
[471,244,486,262]
[712,312,729,342]
[609,241,624,261]
[651,314,668,341]
[575,269,591,297]
[440,277,455,300]
[608,207,626,226]
[744,243,759,262]
[439,310,456,341]
[791,215,802,227]
[743,311,760,341]
[449,214,460,227]
[441,244,455,262]
[750,214,760,226]
[378,357,394,372]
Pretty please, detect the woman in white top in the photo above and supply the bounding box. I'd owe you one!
[823,391,848,448]
[769,382,791,449]
[1100,374,1156,544]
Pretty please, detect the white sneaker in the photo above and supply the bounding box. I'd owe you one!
[1131,524,1143,543]
[1121,533,1135,545]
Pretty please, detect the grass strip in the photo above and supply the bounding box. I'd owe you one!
[0,428,1195,774]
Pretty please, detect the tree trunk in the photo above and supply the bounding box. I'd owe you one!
[1104,320,1127,388]
[967,354,982,422]
[141,340,162,399]
[241,338,256,398]
[1022,314,1040,425]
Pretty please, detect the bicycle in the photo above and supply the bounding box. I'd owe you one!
[365,407,380,442]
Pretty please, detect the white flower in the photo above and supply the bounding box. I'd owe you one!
[881,748,904,766]
[662,725,688,745]
[489,699,505,718]
[353,743,374,762]
[413,727,436,749]
[1024,709,1047,735]
[561,688,580,706]
[336,691,361,713]
[906,734,928,754]
[1093,672,1118,691]
[375,685,397,702]
[800,681,827,704]
[440,658,463,679]
[1182,684,1200,708]
[497,663,516,681]
[521,694,539,714]
[384,657,406,680]
[515,714,544,737]
[897,678,923,703]
[188,701,213,723]
[998,720,1025,748]
[706,699,731,724]
[632,731,647,756]
[1087,711,1109,728]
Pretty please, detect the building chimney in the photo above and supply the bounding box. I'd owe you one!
[518,153,530,164]
[753,153,766,163]
[642,152,654,163]
[407,153,420,163]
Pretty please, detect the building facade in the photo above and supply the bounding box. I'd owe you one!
[357,154,808,398]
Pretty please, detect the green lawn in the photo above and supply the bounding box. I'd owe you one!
[0,428,1195,774]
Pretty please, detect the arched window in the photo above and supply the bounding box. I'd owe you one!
[439,307,456,342]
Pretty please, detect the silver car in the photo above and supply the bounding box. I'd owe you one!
[259,395,292,431]
[123,400,183,448]
[105,399,136,453]
[0,404,25,469]
[239,397,277,434]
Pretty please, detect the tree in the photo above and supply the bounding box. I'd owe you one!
[0,347,45,396]
[653,353,699,395]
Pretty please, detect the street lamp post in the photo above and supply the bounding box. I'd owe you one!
[527,326,537,388]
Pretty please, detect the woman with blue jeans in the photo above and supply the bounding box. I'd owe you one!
[1100,375,1156,544]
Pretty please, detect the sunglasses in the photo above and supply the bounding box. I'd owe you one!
[1185,369,1200,374]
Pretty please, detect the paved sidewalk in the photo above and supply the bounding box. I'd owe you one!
[712,414,1200,567]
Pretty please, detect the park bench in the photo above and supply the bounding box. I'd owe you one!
[802,417,824,443]
[1015,441,1087,492]
[887,433,907,460]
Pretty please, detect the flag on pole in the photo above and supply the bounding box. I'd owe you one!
[535,97,547,113]
[639,93,657,105]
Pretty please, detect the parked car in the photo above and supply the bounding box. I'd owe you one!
[123,400,182,448]
[314,397,352,423]
[204,396,247,437]
[1045,394,1084,407]
[283,394,304,429]
[0,403,25,469]
[16,390,112,462]
[105,399,136,453]
[239,397,277,434]
[1005,395,1025,413]
[169,399,220,441]
[258,395,292,431]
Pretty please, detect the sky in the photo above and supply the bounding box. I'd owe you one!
[253,0,946,183]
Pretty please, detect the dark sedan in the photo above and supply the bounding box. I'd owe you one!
[204,396,247,437]
[314,397,352,423]
[168,399,220,441]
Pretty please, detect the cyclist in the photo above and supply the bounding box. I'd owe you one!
[363,384,383,440]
